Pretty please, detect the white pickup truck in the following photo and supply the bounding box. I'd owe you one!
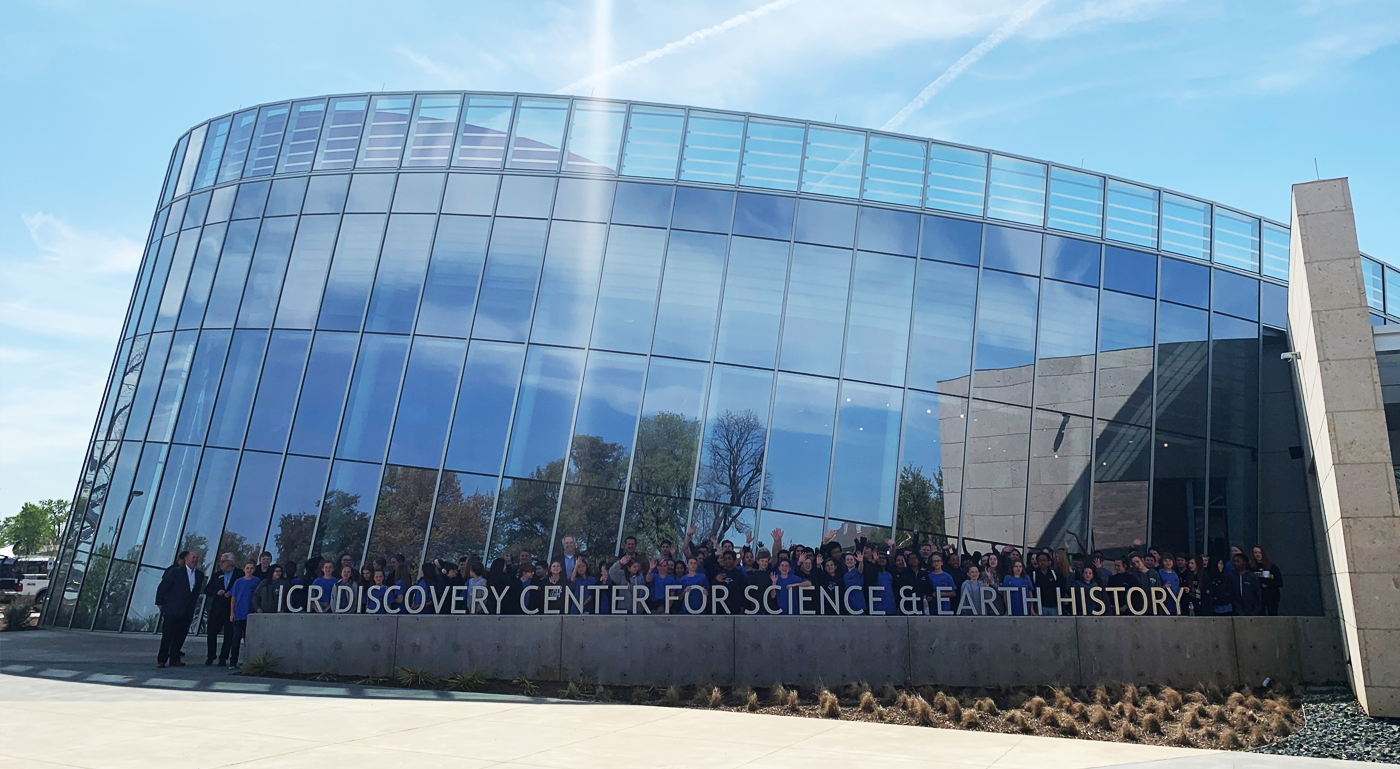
[0,556,53,613]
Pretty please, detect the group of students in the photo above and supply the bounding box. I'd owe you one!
[217,526,1283,622]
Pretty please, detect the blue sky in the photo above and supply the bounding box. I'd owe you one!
[2,0,1398,520]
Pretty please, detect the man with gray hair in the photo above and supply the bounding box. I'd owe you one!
[202,553,237,667]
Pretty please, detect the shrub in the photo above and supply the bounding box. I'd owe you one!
[1008,710,1035,734]
[1120,722,1140,742]
[1249,724,1269,746]
[1226,692,1245,709]
[446,671,486,691]
[1184,706,1203,730]
[1053,687,1074,710]
[1121,685,1139,706]
[1058,714,1080,737]
[786,691,801,711]
[511,677,538,696]
[1161,687,1183,711]
[769,683,788,706]
[631,686,652,704]
[945,697,962,722]
[859,691,877,713]
[240,651,279,677]
[1,598,35,631]
[1219,727,1243,749]
[818,688,842,719]
[880,684,900,706]
[1025,696,1046,717]
[910,696,935,726]
[594,685,613,702]
[960,710,981,729]
[662,685,681,706]
[975,697,999,715]
[1094,686,1111,707]
[1172,730,1196,747]
[1070,702,1088,721]
[707,686,723,709]
[746,691,760,712]
[1039,706,1059,726]
[397,667,438,688]
[1143,713,1163,734]
[1089,706,1112,730]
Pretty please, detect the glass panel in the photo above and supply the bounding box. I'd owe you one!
[140,445,201,568]
[166,200,187,234]
[1092,420,1151,551]
[1105,179,1158,248]
[671,187,734,234]
[858,207,919,257]
[715,237,788,369]
[564,100,625,174]
[530,221,608,347]
[122,566,165,632]
[357,95,414,168]
[405,94,462,168]
[193,117,231,191]
[471,218,549,342]
[318,214,388,331]
[276,99,327,174]
[114,443,171,562]
[624,357,707,549]
[105,336,149,444]
[235,218,297,328]
[1211,313,1259,448]
[183,193,211,230]
[243,104,291,178]
[651,231,727,360]
[983,225,1041,276]
[1161,257,1210,309]
[863,135,925,207]
[1213,208,1261,272]
[795,199,857,248]
[206,185,235,224]
[426,470,496,562]
[388,337,468,469]
[453,95,515,169]
[898,390,965,542]
[1214,270,1259,322]
[173,123,206,199]
[416,215,491,337]
[146,330,201,441]
[620,105,683,179]
[503,345,586,482]
[124,331,173,441]
[346,173,396,213]
[1209,439,1258,557]
[314,96,368,171]
[611,182,672,227]
[287,331,358,457]
[155,230,200,332]
[273,214,341,329]
[265,454,328,566]
[554,178,616,222]
[445,341,525,474]
[920,215,981,267]
[926,143,987,216]
[365,465,438,567]
[336,333,411,463]
[733,192,794,241]
[231,180,269,220]
[680,111,743,185]
[205,330,268,449]
[844,252,915,386]
[1386,269,1400,319]
[987,155,1046,225]
[217,109,258,184]
[693,365,773,544]
[365,214,437,333]
[1035,280,1098,417]
[442,173,499,215]
[1261,281,1287,329]
[1161,193,1210,260]
[245,330,313,452]
[972,270,1039,406]
[909,260,977,396]
[1042,235,1100,286]
[802,127,864,198]
[93,559,137,631]
[1363,259,1385,310]
[1262,223,1290,281]
[1047,167,1104,237]
[507,97,569,171]
[495,174,555,218]
[313,459,382,566]
[779,244,851,378]
[162,137,189,205]
[176,223,227,329]
[1152,431,1205,556]
[1097,291,1155,427]
[178,447,240,573]
[391,172,446,213]
[740,119,803,191]
[489,477,558,560]
[1026,409,1091,550]
[219,451,281,566]
[265,177,308,217]
[829,382,902,526]
[1103,246,1156,298]
[962,399,1031,549]
[763,373,838,518]
[1156,302,1209,438]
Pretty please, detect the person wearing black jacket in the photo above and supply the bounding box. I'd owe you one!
[1131,555,1162,591]
[1228,552,1262,616]
[1105,560,1136,615]
[744,551,773,610]
[155,550,205,668]
[712,550,746,614]
[1253,545,1284,615]
[1030,553,1066,615]
[203,553,238,666]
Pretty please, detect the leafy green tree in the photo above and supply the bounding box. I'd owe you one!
[0,499,69,555]
[897,465,945,541]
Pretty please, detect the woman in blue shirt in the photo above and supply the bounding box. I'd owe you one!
[842,553,866,614]
[569,557,595,614]
[957,564,985,615]
[311,561,338,613]
[365,570,391,614]
[771,558,809,615]
[1002,559,1033,615]
[679,557,708,614]
[227,561,261,668]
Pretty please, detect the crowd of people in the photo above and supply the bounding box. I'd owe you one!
[192,527,1282,625]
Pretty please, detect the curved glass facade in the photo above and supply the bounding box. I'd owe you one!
[47,91,1336,631]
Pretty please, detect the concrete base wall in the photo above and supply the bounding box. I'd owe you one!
[247,614,1347,688]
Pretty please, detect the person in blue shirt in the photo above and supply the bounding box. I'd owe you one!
[1002,559,1033,615]
[569,557,595,614]
[771,558,809,615]
[679,557,709,614]
[927,553,957,614]
[651,558,682,613]
[874,553,896,615]
[365,570,391,614]
[1158,552,1182,613]
[841,553,866,614]
[310,561,338,613]
[226,561,261,669]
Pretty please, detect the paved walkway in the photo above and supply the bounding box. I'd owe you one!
[0,630,1384,769]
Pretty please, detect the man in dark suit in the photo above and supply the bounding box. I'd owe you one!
[155,550,205,668]
[204,553,237,666]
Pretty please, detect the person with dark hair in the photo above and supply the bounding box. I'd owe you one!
[1091,551,1111,584]
[1228,551,1262,616]
[1003,559,1032,616]
[569,557,594,614]
[155,550,204,668]
[1069,566,1097,615]
[927,553,956,614]
[651,558,680,613]
[815,555,841,615]
[467,561,488,614]
[713,550,745,614]
[253,564,288,614]
[543,560,568,611]
[679,557,708,614]
[226,560,261,669]
[1208,557,1235,616]
[365,570,390,614]
[310,561,338,613]
[252,551,275,582]
[415,562,441,614]
[841,552,866,614]
[771,557,809,615]
[1252,545,1283,616]
[1030,552,1065,616]
[956,564,984,615]
[203,553,238,666]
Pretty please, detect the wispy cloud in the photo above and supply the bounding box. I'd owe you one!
[396,46,473,88]
[21,212,141,273]
[882,0,1053,131]
[554,0,805,95]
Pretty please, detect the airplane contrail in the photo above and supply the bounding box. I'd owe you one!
[882,0,1052,132]
[555,0,804,95]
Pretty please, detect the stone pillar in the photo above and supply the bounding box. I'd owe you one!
[1288,177,1400,716]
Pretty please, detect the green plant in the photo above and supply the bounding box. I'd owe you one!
[707,686,723,708]
[745,691,759,712]
[447,671,487,691]
[239,651,280,676]
[769,682,788,706]
[310,671,337,682]
[564,681,584,699]
[662,685,681,706]
[2,598,36,631]
[354,676,388,686]
[397,667,439,688]
[512,676,538,696]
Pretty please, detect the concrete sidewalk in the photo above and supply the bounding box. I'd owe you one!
[0,630,1383,769]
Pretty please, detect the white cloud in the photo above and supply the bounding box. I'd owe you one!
[21,211,142,273]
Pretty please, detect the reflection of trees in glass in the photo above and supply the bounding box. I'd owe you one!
[624,410,700,553]
[365,466,436,568]
[71,545,113,627]
[217,530,256,569]
[489,463,563,560]
[179,533,210,571]
[425,472,493,563]
[312,489,371,564]
[897,465,945,539]
[272,513,315,566]
[558,434,630,556]
[693,410,770,545]
[94,557,137,630]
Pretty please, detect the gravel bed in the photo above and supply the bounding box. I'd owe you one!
[1254,687,1400,764]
